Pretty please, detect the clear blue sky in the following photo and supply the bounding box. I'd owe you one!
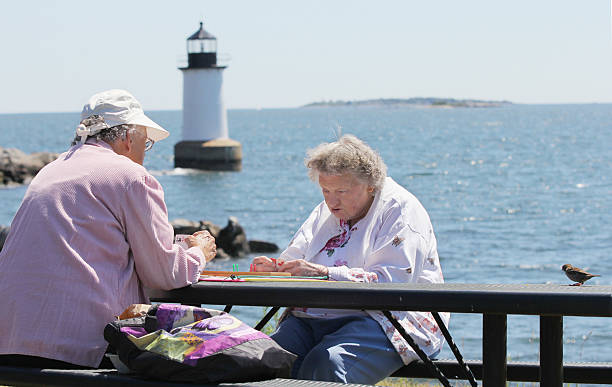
[1,0,611,113]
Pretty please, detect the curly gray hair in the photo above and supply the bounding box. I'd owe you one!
[70,124,134,146]
[305,134,387,194]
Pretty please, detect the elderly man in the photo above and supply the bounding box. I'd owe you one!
[0,89,216,369]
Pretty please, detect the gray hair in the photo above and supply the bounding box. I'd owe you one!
[305,134,387,194]
[70,124,134,146]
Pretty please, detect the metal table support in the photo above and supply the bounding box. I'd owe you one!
[483,313,507,387]
[540,315,563,387]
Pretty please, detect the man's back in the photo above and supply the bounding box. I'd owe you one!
[0,141,149,367]
[0,89,210,370]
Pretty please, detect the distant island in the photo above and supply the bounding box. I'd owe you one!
[302,97,512,108]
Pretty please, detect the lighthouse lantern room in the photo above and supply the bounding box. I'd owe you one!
[187,22,217,67]
[175,21,242,171]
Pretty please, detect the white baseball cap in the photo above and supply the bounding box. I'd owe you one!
[77,89,169,144]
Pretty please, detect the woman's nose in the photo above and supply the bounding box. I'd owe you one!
[326,195,339,207]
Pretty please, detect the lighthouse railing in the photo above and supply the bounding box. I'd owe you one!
[177,54,231,68]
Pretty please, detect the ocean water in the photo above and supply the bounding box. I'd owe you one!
[1,104,611,369]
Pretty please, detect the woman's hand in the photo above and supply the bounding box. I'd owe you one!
[277,259,329,277]
[251,257,329,276]
[187,230,217,262]
[251,256,278,272]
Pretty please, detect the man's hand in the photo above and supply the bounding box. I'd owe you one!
[187,230,217,262]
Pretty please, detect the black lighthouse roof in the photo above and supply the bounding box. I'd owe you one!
[188,22,216,40]
[182,21,224,69]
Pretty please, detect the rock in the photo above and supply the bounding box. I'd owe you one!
[248,240,279,253]
[171,219,221,239]
[199,221,221,239]
[217,216,250,257]
[0,219,237,260]
[1,148,28,185]
[170,217,255,258]
[214,247,230,260]
[1,216,273,259]
[27,152,59,172]
[0,226,10,252]
[171,218,203,236]
[0,146,58,185]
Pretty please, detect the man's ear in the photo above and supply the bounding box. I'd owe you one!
[123,131,134,153]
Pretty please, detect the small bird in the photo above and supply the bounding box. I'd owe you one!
[561,264,600,286]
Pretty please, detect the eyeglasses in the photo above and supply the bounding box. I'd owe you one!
[125,126,154,151]
[144,138,155,152]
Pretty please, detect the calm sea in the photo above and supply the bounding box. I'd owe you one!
[1,104,611,369]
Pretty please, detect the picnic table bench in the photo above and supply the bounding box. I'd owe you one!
[0,366,371,387]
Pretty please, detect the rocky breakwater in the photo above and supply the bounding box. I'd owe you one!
[171,216,279,259]
[0,217,279,260]
[0,146,58,186]
[0,146,279,259]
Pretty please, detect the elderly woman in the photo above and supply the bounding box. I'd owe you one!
[251,134,448,384]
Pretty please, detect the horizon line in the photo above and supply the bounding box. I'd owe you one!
[2,101,612,115]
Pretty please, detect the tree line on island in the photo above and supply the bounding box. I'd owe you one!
[302,97,512,108]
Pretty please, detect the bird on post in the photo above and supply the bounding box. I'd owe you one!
[561,264,600,286]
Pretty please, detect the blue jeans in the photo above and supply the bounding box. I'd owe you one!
[270,314,404,384]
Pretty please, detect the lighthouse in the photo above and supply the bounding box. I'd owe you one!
[175,21,242,171]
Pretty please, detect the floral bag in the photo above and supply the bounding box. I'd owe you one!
[104,304,296,383]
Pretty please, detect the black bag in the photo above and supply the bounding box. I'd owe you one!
[104,304,296,383]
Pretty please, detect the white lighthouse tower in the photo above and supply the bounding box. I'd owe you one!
[175,21,242,171]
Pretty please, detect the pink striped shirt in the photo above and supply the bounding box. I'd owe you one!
[0,140,206,367]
